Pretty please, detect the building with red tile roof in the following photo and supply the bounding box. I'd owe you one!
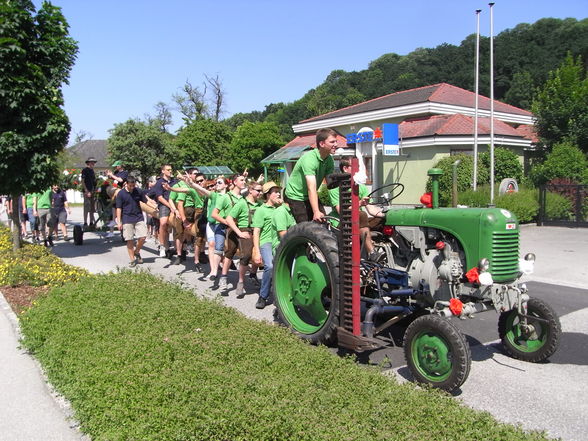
[283,83,536,204]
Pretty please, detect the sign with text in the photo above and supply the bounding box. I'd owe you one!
[382,123,399,156]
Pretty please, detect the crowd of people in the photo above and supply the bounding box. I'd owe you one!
[1,128,385,310]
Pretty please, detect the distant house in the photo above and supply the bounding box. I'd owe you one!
[287,83,537,204]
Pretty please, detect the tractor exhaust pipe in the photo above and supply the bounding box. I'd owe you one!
[428,168,443,209]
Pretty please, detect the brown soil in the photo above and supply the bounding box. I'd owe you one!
[1,285,49,315]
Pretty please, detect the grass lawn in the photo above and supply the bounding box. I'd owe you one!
[18,271,550,441]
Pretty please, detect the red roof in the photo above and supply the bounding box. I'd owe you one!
[301,83,532,124]
[282,133,347,149]
[514,124,539,143]
[400,114,523,139]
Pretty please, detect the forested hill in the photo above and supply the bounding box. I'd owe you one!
[226,17,587,138]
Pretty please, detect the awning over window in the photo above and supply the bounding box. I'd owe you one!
[261,145,311,164]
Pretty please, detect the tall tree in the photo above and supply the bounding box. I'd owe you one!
[227,121,284,176]
[144,101,173,133]
[0,0,78,249]
[174,119,232,166]
[532,54,588,153]
[108,119,180,182]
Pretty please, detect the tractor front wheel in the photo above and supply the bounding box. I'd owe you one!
[498,297,560,362]
[404,314,471,392]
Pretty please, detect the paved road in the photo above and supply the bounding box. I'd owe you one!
[11,208,588,440]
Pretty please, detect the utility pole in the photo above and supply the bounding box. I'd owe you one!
[473,9,481,191]
[489,2,495,204]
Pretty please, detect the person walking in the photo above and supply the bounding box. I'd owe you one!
[206,177,228,282]
[152,164,179,258]
[81,157,97,229]
[225,180,263,298]
[23,193,39,242]
[34,187,53,246]
[50,184,71,241]
[115,176,148,267]
[252,182,282,309]
[284,128,336,223]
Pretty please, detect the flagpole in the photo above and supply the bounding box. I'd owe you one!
[473,9,481,191]
[489,2,495,204]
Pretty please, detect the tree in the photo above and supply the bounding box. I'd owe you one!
[504,71,534,109]
[172,75,227,124]
[479,147,523,183]
[204,73,225,122]
[529,141,588,186]
[227,122,284,176]
[532,54,588,154]
[108,119,179,182]
[144,101,173,133]
[174,119,232,166]
[0,0,78,249]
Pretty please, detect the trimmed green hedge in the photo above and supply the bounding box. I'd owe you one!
[19,272,549,441]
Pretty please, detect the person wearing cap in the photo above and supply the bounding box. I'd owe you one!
[284,128,336,223]
[107,160,128,185]
[81,157,97,229]
[252,181,282,309]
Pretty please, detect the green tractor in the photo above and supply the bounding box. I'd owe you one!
[272,162,561,392]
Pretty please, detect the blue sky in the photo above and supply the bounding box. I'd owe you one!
[34,0,587,142]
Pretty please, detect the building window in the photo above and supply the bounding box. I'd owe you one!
[450,149,473,156]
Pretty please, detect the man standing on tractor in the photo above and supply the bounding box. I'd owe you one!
[284,128,336,223]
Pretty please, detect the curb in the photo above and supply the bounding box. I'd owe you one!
[0,289,89,441]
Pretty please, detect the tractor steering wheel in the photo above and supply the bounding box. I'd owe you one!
[367,182,404,206]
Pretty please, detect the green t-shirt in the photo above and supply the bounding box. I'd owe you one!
[252,203,276,246]
[228,198,261,229]
[37,189,52,209]
[207,192,219,224]
[272,204,296,250]
[172,181,202,208]
[25,194,38,209]
[328,184,369,227]
[215,191,242,219]
[285,148,334,201]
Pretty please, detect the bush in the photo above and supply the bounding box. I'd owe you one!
[458,186,491,207]
[479,147,523,183]
[19,272,550,441]
[529,141,588,186]
[0,226,89,287]
[495,188,539,223]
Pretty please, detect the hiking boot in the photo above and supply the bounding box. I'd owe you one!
[235,282,245,299]
[129,260,137,268]
[248,273,260,286]
[255,296,267,309]
[218,276,228,291]
[135,253,143,264]
[47,236,54,247]
[194,262,203,273]
[208,274,217,282]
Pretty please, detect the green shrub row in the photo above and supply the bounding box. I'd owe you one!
[19,272,549,441]
[458,186,573,223]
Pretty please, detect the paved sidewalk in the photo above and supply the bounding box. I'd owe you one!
[0,207,586,440]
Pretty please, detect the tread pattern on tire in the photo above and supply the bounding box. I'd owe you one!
[403,314,472,392]
[498,297,561,362]
[273,221,340,346]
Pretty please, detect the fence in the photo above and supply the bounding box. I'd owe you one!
[538,184,588,227]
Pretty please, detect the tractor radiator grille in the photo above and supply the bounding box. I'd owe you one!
[491,231,520,281]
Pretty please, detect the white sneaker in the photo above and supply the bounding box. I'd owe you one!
[159,247,167,258]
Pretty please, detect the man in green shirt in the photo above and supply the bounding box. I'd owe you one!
[271,200,296,252]
[226,181,263,298]
[34,188,53,246]
[284,128,337,223]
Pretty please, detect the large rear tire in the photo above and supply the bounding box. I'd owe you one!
[498,297,560,362]
[273,222,340,345]
[404,314,471,391]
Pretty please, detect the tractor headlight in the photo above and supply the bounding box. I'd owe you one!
[477,258,490,272]
[478,271,494,286]
[519,258,535,275]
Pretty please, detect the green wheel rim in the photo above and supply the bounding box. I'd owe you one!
[274,236,332,335]
[504,309,547,353]
[411,331,452,382]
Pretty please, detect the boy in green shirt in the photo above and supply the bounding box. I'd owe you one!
[34,188,53,246]
[252,182,282,309]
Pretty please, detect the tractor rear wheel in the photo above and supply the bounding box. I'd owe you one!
[273,222,340,345]
[404,314,471,391]
[498,297,560,362]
